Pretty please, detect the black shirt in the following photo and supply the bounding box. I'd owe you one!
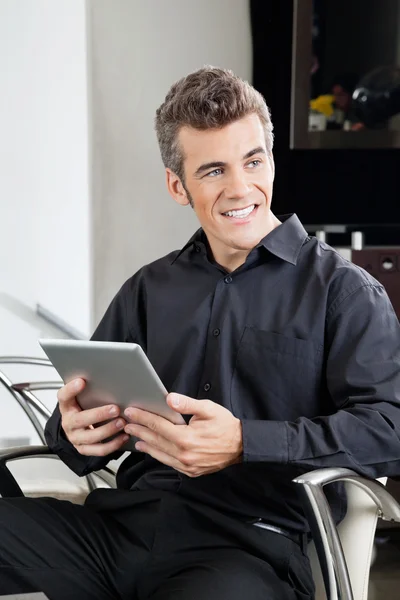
[45,214,400,533]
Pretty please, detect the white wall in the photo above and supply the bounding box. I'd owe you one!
[0,0,39,310]
[0,0,91,340]
[34,0,91,338]
[88,0,252,322]
[0,0,90,442]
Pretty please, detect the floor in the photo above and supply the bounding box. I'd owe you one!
[369,529,400,599]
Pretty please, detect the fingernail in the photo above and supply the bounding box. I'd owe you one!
[115,419,124,429]
[74,380,82,392]
[109,406,118,415]
[123,435,129,442]
[171,394,180,407]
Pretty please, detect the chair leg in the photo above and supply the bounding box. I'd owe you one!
[299,484,354,600]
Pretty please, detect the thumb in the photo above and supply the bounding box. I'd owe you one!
[167,393,212,417]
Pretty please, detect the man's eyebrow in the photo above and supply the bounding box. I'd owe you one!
[243,146,266,160]
[194,161,226,177]
[193,147,266,178]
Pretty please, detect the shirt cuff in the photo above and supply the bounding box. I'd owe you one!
[241,419,289,463]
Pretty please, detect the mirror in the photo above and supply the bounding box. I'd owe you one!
[291,0,400,148]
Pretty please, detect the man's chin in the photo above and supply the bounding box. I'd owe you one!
[228,237,262,252]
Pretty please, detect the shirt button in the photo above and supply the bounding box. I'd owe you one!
[213,328,220,337]
[224,275,233,284]
[194,245,201,253]
[203,383,211,392]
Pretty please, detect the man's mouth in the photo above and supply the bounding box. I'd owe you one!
[222,204,257,219]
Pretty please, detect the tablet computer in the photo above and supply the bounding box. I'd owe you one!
[39,339,185,451]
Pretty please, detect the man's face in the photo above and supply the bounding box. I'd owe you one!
[333,84,351,112]
[175,114,275,257]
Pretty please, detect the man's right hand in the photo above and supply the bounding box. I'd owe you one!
[57,378,129,456]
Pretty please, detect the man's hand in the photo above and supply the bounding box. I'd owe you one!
[124,393,243,477]
[57,378,129,456]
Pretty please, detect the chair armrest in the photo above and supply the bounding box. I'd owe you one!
[293,468,400,600]
[0,445,52,497]
[0,372,47,444]
[0,444,53,461]
[294,467,400,522]
[0,357,52,367]
[0,445,117,499]
[11,382,60,421]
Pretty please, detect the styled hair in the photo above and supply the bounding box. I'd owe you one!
[155,66,274,182]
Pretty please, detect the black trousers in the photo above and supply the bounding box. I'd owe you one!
[0,488,315,600]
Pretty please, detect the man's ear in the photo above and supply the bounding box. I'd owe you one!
[166,169,190,206]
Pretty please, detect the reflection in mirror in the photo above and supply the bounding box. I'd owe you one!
[291,0,400,148]
[310,0,400,133]
[352,66,400,129]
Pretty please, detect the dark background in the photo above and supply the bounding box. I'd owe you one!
[312,0,400,98]
[250,0,400,244]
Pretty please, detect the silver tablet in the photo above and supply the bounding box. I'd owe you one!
[39,339,185,451]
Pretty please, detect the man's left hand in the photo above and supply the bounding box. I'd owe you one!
[124,394,243,477]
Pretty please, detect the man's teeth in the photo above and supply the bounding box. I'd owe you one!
[224,205,256,218]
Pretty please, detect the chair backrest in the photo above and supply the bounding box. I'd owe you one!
[0,357,116,501]
[308,477,387,600]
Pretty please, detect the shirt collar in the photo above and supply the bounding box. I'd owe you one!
[171,214,308,266]
[257,214,309,265]
[171,229,206,264]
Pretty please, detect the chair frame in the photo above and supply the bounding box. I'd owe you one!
[0,445,117,497]
[0,357,54,444]
[293,468,400,600]
[0,357,115,492]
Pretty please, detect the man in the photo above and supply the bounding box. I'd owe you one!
[330,73,365,130]
[1,66,400,600]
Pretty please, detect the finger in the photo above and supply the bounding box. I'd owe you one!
[124,423,177,455]
[75,433,130,457]
[166,393,213,417]
[70,418,126,446]
[68,404,121,430]
[124,407,179,439]
[57,378,86,409]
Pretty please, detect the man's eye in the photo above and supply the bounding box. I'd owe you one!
[248,159,262,168]
[206,168,223,177]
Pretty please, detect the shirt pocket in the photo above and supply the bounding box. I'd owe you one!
[231,328,324,421]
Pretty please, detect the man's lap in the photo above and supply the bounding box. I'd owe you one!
[0,491,314,599]
[144,550,304,600]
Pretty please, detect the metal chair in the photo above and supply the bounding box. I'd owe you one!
[0,357,115,501]
[294,469,400,600]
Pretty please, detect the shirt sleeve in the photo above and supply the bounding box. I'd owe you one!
[241,283,400,479]
[44,275,145,476]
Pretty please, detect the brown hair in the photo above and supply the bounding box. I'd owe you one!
[155,66,274,182]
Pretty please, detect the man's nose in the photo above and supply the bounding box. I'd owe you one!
[224,172,252,200]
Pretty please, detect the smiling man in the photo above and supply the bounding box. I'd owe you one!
[167,113,280,273]
[2,67,400,600]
